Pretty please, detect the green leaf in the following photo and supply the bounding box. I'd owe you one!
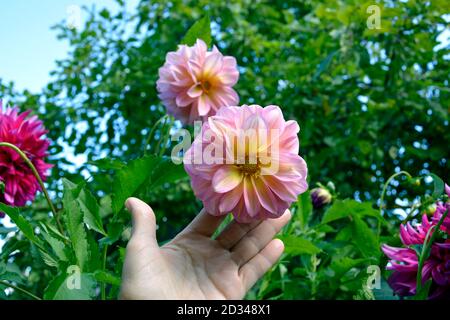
[350,215,380,260]
[112,155,187,214]
[0,203,44,249]
[87,158,125,171]
[322,199,382,224]
[322,199,352,224]
[39,221,68,242]
[180,15,212,47]
[0,262,25,284]
[330,257,369,278]
[62,179,90,272]
[44,272,97,300]
[313,50,337,79]
[39,250,59,268]
[40,227,68,262]
[429,173,444,199]
[278,235,321,255]
[77,187,106,235]
[94,270,121,286]
[295,191,312,229]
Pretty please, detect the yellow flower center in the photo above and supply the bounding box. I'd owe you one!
[200,80,212,93]
[238,163,260,177]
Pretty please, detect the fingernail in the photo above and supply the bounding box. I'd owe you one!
[125,198,133,211]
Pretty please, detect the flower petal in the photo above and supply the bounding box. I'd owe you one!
[212,166,243,193]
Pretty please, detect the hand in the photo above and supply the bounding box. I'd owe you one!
[119,197,291,300]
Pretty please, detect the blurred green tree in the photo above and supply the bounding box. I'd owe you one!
[0,0,448,299]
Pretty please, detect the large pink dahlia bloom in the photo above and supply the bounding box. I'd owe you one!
[184,104,308,223]
[157,39,239,125]
[382,187,450,299]
[0,102,52,213]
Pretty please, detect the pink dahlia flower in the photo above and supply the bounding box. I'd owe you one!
[157,39,239,125]
[184,104,308,223]
[382,197,450,299]
[0,102,52,214]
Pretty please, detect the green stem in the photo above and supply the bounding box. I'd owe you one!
[415,209,448,294]
[157,116,173,157]
[143,115,169,155]
[101,244,108,300]
[0,280,42,300]
[377,170,412,236]
[0,142,64,235]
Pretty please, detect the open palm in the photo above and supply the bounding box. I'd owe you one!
[120,197,290,300]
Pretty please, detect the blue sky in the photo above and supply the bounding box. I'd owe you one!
[0,0,138,93]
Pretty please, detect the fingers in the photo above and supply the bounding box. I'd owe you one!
[239,239,284,292]
[231,210,291,266]
[181,209,226,237]
[216,219,262,249]
[125,197,157,247]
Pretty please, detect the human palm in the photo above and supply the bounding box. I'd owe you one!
[120,198,290,300]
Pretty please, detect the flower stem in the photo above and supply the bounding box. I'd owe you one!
[101,244,108,300]
[143,115,169,155]
[0,280,42,300]
[415,209,448,295]
[377,170,412,237]
[157,116,173,156]
[0,142,64,234]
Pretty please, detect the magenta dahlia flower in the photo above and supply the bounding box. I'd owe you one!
[157,39,239,125]
[0,102,52,214]
[382,190,450,299]
[183,104,308,223]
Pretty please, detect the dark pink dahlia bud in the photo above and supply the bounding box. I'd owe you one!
[310,187,332,208]
[0,101,52,214]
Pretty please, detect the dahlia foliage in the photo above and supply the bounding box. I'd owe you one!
[0,102,52,213]
[382,186,450,299]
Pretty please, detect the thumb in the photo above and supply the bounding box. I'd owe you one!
[125,197,157,246]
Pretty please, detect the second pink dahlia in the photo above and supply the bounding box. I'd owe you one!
[157,39,239,125]
[0,102,52,214]
[184,104,308,223]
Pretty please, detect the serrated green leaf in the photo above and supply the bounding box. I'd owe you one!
[77,187,106,235]
[180,15,212,47]
[322,199,382,224]
[278,235,321,255]
[39,250,59,268]
[44,272,96,300]
[111,155,187,214]
[39,221,68,242]
[93,270,121,286]
[40,228,68,262]
[62,179,90,272]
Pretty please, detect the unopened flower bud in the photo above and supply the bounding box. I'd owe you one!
[310,187,332,209]
[425,203,437,216]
